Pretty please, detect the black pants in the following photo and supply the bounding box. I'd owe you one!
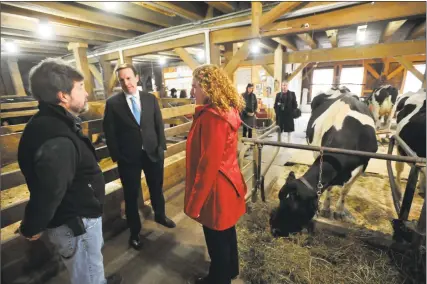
[117,150,165,237]
[203,226,239,284]
[242,126,252,138]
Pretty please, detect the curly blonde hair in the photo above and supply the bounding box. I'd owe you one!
[193,64,245,112]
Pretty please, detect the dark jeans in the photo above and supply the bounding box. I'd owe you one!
[203,226,239,284]
[242,126,252,138]
[118,150,165,237]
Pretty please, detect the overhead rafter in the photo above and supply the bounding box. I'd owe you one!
[259,39,277,52]
[205,5,214,19]
[0,4,139,39]
[89,64,103,86]
[272,37,297,51]
[407,21,426,40]
[296,33,317,49]
[4,2,158,33]
[211,2,426,44]
[251,2,262,37]
[173,48,199,70]
[1,13,121,43]
[386,65,405,80]
[205,2,234,14]
[381,20,407,43]
[1,28,108,46]
[394,56,425,83]
[365,64,380,79]
[77,2,186,28]
[262,64,274,77]
[144,2,204,21]
[1,37,68,49]
[325,29,338,48]
[259,2,301,28]
[224,41,251,77]
[286,62,309,82]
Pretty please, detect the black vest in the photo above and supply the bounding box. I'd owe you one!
[18,103,105,228]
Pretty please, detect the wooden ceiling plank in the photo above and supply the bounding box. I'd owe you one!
[148,2,204,21]
[381,20,407,43]
[0,4,139,39]
[205,2,234,14]
[4,2,157,33]
[211,2,426,44]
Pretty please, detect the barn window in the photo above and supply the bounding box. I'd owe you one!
[402,64,426,94]
[340,67,364,96]
[311,68,334,100]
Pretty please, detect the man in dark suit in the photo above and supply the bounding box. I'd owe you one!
[103,63,176,251]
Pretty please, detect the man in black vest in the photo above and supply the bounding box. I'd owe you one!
[103,63,176,251]
[17,58,121,284]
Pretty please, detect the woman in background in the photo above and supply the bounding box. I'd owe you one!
[241,83,258,138]
[185,65,247,284]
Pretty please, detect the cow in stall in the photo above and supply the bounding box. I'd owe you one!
[393,89,426,197]
[366,85,399,130]
[269,87,378,237]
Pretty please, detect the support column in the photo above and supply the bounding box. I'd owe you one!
[100,59,114,98]
[68,42,94,101]
[7,59,26,96]
[274,44,283,93]
[123,56,133,65]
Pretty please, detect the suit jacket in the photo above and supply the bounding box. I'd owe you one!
[103,91,167,164]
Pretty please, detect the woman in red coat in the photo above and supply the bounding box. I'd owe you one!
[185,65,247,284]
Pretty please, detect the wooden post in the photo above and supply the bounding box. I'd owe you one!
[209,34,221,66]
[274,44,283,93]
[223,43,234,67]
[100,59,114,98]
[251,2,262,37]
[7,59,26,96]
[123,56,133,65]
[68,42,94,100]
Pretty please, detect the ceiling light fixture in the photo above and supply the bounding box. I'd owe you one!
[38,22,53,38]
[251,40,260,54]
[158,57,166,65]
[5,42,18,53]
[197,50,205,61]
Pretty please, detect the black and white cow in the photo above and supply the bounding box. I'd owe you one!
[311,86,358,111]
[366,85,399,130]
[393,89,426,197]
[270,88,378,237]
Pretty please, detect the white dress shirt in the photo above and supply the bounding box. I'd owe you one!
[124,91,144,149]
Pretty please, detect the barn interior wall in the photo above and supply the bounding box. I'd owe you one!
[0,60,15,97]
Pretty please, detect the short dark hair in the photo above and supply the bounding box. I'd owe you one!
[247,83,254,88]
[116,63,138,77]
[29,58,84,104]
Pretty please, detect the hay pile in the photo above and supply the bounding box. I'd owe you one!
[237,201,420,284]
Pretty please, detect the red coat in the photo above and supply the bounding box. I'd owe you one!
[184,105,247,230]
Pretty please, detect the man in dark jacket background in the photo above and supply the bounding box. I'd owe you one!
[103,63,176,251]
[17,58,121,284]
[274,81,298,142]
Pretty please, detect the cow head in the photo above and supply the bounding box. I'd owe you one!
[269,171,318,237]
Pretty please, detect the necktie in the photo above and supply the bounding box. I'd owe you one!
[130,96,141,125]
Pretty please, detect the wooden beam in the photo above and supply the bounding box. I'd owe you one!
[287,62,308,82]
[1,27,108,46]
[148,2,204,21]
[1,110,37,119]
[381,20,406,43]
[0,37,68,50]
[251,2,262,37]
[222,43,234,66]
[76,2,185,28]
[0,4,139,39]
[296,33,317,49]
[124,34,205,58]
[272,37,297,51]
[223,41,251,77]
[164,141,186,159]
[381,58,390,76]
[282,41,426,63]
[1,102,38,110]
[4,2,157,33]
[262,64,275,77]
[394,56,425,83]
[274,45,283,92]
[365,64,380,79]
[302,64,315,82]
[205,2,234,14]
[173,48,199,70]
[259,40,276,52]
[259,2,301,28]
[209,37,221,66]
[68,43,94,100]
[211,2,426,44]
[325,29,338,48]
[6,59,26,96]
[164,122,192,137]
[99,59,114,98]
[161,104,196,120]
[240,54,274,67]
[407,21,426,40]
[386,65,405,80]
[1,13,121,43]
[89,64,103,86]
[205,5,214,19]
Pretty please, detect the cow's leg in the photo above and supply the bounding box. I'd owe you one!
[334,167,363,221]
[395,161,405,200]
[320,187,333,218]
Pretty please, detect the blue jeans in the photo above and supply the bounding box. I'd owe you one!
[47,217,106,284]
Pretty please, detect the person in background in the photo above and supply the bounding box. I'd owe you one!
[103,63,176,251]
[185,64,247,284]
[170,88,178,98]
[241,83,258,138]
[179,89,188,98]
[17,58,122,284]
[274,81,298,142]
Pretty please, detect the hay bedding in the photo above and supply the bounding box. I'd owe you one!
[236,164,424,284]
